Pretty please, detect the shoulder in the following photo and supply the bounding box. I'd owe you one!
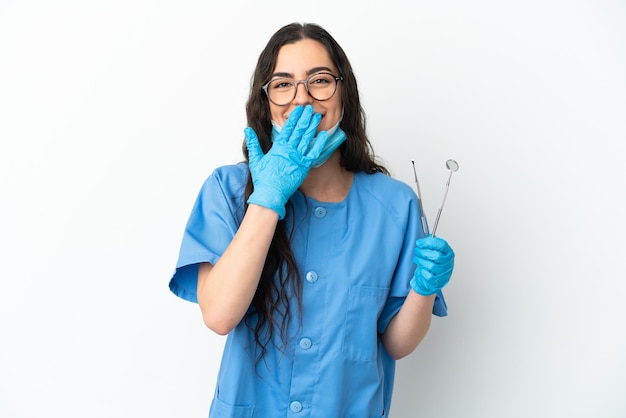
[353,171,417,205]
[201,163,249,196]
[207,162,249,184]
[351,170,419,226]
[195,163,249,215]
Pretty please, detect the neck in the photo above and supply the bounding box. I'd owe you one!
[299,152,353,203]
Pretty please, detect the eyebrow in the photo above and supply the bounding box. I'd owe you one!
[271,66,336,79]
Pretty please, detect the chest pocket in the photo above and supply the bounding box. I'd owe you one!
[342,285,389,361]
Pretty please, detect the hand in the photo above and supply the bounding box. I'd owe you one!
[245,105,329,219]
[410,235,455,296]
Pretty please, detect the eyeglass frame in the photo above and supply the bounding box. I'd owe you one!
[261,72,344,106]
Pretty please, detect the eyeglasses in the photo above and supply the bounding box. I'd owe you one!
[262,72,343,106]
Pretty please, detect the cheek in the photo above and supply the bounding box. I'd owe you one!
[320,108,343,131]
[318,118,334,132]
[269,104,286,124]
[317,97,343,131]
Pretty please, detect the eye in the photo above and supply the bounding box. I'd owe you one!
[270,79,294,90]
[308,73,334,85]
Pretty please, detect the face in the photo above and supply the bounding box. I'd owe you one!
[269,38,343,133]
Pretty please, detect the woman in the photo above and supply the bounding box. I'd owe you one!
[169,22,454,418]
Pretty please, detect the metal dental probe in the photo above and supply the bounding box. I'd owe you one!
[411,160,429,236]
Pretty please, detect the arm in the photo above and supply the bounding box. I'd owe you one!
[381,292,436,360]
[197,204,278,335]
[382,235,455,359]
[196,105,328,335]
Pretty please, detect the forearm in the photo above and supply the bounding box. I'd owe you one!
[381,291,436,360]
[197,204,278,335]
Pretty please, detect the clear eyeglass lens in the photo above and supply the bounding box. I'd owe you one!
[267,73,338,105]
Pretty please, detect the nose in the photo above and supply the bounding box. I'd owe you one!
[293,80,313,105]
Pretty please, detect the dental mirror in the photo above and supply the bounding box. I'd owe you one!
[446,159,459,172]
[431,159,459,236]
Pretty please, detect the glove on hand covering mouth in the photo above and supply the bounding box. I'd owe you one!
[245,105,329,219]
[271,110,345,168]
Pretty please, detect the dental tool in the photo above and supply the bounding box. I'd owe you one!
[411,160,429,236]
[411,159,460,237]
[431,159,459,237]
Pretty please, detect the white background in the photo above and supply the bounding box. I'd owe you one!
[1,1,625,417]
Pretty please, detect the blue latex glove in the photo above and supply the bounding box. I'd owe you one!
[410,235,455,296]
[245,105,329,219]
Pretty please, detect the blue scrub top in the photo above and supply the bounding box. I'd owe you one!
[170,163,447,418]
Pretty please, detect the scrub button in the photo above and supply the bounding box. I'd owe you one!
[314,206,327,218]
[290,401,303,413]
[299,338,312,350]
[305,271,318,283]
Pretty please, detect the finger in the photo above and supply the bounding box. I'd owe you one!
[279,105,305,141]
[414,262,453,286]
[296,113,323,154]
[434,263,454,280]
[244,127,263,166]
[416,236,454,256]
[415,256,454,276]
[415,267,434,282]
[415,248,454,265]
[414,256,436,272]
[414,247,455,266]
[289,105,316,143]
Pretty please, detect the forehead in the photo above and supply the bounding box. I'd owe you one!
[274,38,336,74]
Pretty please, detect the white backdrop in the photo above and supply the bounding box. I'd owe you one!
[1,1,625,417]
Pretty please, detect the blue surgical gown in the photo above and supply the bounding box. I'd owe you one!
[169,163,447,418]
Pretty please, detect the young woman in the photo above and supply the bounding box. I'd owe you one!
[169,22,454,418]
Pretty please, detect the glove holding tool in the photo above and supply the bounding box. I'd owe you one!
[410,159,459,296]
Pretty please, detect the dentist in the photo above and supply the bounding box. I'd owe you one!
[169,22,455,418]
